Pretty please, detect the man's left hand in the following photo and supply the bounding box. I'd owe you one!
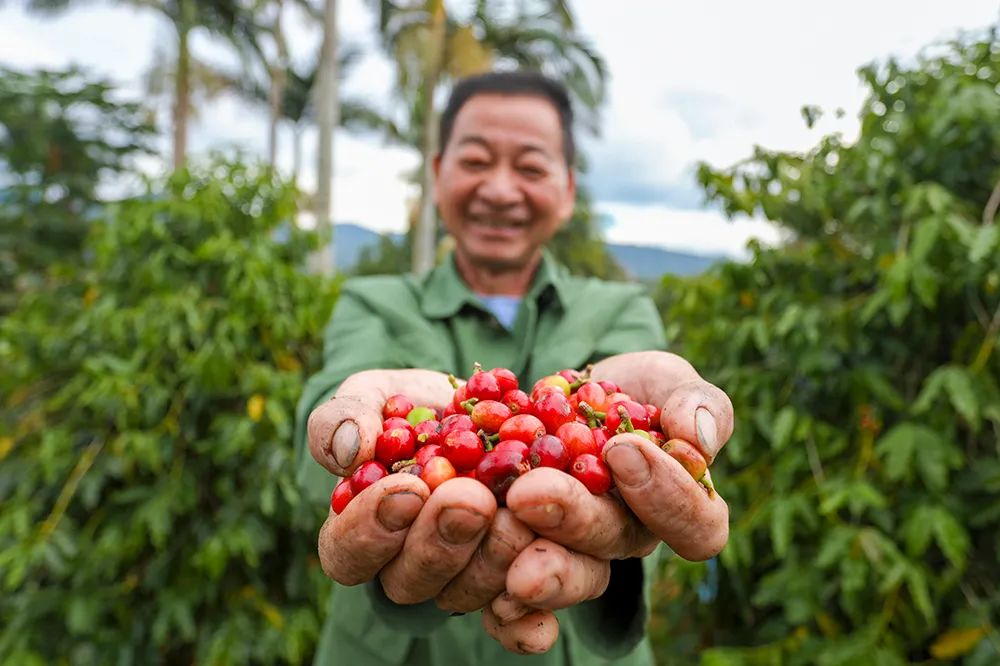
[482,350,734,652]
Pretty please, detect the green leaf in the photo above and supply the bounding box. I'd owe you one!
[816,525,858,568]
[902,504,936,557]
[930,506,970,569]
[66,596,99,635]
[771,407,797,451]
[875,422,962,490]
[910,216,941,262]
[970,225,999,263]
[906,563,936,625]
[942,366,980,429]
[855,366,906,410]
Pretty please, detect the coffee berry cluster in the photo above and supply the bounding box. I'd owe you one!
[331,364,713,514]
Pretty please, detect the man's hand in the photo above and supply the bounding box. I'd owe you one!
[308,369,535,613]
[481,351,734,654]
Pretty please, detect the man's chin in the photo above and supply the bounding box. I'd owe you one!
[462,248,536,272]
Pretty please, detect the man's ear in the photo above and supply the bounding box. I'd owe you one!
[431,153,443,206]
[557,169,576,222]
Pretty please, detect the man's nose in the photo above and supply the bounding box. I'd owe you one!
[478,167,522,206]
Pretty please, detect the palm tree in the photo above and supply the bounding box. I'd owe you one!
[23,0,267,168]
[368,0,607,275]
[231,45,396,181]
[309,0,339,275]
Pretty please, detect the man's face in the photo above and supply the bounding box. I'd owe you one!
[433,93,576,272]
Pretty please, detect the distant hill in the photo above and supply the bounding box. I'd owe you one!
[607,243,719,280]
[330,223,723,279]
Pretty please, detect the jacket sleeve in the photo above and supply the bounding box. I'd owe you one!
[293,285,405,503]
[293,281,454,637]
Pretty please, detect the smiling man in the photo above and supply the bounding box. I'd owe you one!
[294,71,734,665]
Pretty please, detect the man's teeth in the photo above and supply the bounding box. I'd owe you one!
[475,219,524,229]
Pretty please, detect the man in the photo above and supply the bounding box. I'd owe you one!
[294,71,734,665]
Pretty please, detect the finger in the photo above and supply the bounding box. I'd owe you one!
[318,473,429,586]
[308,395,382,475]
[490,591,533,624]
[337,368,458,410]
[482,605,560,655]
[590,350,700,407]
[436,509,535,613]
[658,380,734,463]
[506,538,610,610]
[379,477,497,605]
[308,370,457,475]
[604,433,729,561]
[505,468,656,560]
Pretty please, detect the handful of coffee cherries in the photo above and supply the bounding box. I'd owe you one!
[332,364,713,514]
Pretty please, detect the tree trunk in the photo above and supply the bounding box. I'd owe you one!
[292,125,303,182]
[268,0,288,170]
[412,79,440,276]
[172,0,195,169]
[411,0,446,276]
[310,0,340,275]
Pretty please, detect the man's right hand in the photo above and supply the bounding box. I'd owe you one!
[307,369,535,613]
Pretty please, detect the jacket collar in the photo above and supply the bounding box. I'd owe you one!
[419,250,568,320]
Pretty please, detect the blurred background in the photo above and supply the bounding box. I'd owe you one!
[1,0,999,664]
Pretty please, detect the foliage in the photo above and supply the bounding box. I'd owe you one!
[549,189,625,280]
[0,66,154,313]
[651,27,1000,665]
[0,160,339,664]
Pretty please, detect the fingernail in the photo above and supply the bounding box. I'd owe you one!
[605,442,650,487]
[438,507,488,545]
[513,503,564,529]
[695,408,718,458]
[333,422,360,468]
[377,492,422,531]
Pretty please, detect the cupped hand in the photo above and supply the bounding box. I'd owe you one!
[310,368,536,611]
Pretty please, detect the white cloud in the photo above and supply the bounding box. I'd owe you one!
[2,0,998,256]
[598,203,784,259]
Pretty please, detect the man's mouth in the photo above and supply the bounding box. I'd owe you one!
[469,218,528,231]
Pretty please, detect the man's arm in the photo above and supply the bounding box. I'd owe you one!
[293,287,404,503]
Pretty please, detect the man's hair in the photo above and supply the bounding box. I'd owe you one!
[438,70,576,167]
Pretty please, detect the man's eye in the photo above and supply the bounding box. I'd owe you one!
[460,158,489,170]
[518,166,545,178]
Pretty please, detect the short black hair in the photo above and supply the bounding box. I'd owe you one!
[438,70,576,167]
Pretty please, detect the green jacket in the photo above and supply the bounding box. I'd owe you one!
[294,252,668,666]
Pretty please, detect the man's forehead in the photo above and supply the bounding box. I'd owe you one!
[450,93,563,151]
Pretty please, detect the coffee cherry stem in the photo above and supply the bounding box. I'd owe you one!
[578,401,606,429]
[447,374,460,389]
[391,457,417,473]
[568,364,594,391]
[460,397,480,414]
[478,429,500,451]
[699,468,716,495]
[615,406,635,434]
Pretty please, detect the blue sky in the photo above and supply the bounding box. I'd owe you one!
[2,0,998,257]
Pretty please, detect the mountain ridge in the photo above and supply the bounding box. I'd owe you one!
[331,223,722,280]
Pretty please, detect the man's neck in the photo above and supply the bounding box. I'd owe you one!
[453,251,541,296]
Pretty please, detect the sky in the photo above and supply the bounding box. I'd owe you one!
[1,0,998,258]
